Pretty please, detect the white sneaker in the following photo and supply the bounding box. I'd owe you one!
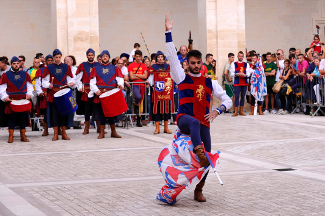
[263,110,269,114]
[147,121,153,126]
[277,109,284,115]
[116,121,123,127]
[282,110,289,115]
[271,109,277,114]
[296,108,300,113]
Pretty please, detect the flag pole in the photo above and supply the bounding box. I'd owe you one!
[140,32,151,56]
[213,168,223,185]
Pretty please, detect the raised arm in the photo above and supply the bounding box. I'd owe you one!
[165,14,185,84]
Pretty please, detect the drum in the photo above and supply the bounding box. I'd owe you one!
[10,99,32,113]
[54,88,78,116]
[99,88,128,117]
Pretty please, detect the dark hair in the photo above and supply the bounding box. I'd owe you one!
[0,56,9,65]
[298,54,304,58]
[250,50,256,54]
[134,43,140,48]
[35,53,43,59]
[150,53,156,60]
[305,48,310,54]
[135,50,142,56]
[314,35,320,40]
[238,51,244,55]
[228,53,234,58]
[18,55,26,61]
[266,52,272,56]
[186,50,202,62]
[69,55,77,66]
[0,57,6,64]
[97,55,101,60]
[251,54,258,58]
[289,54,296,60]
[284,59,290,65]
[111,58,117,65]
[205,53,213,60]
[289,47,296,52]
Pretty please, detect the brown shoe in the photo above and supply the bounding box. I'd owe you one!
[258,105,264,115]
[154,122,160,134]
[8,129,14,143]
[194,182,206,202]
[249,106,254,115]
[98,125,105,139]
[232,107,239,117]
[110,124,121,138]
[193,145,210,167]
[61,126,70,140]
[142,120,147,126]
[96,121,107,134]
[164,121,172,134]
[82,121,89,135]
[20,129,29,142]
[239,106,246,116]
[42,123,49,136]
[52,127,59,141]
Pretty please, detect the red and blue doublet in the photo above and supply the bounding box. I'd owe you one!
[234,62,248,86]
[35,67,47,109]
[76,61,99,101]
[42,63,73,103]
[0,70,32,114]
[90,63,123,104]
[177,74,212,128]
[149,63,175,114]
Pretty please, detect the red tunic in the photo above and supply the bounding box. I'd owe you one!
[42,63,73,103]
[0,70,32,114]
[90,63,123,104]
[35,68,47,109]
[76,61,100,101]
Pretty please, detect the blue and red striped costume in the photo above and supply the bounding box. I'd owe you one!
[177,74,212,128]
[234,62,248,86]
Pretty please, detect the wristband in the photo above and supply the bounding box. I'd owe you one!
[215,104,226,115]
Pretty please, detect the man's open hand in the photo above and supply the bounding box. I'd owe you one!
[205,110,219,123]
[165,14,173,31]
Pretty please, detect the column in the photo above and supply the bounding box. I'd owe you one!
[204,0,246,82]
[51,0,100,63]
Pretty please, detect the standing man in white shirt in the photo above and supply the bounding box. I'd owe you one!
[275,49,285,81]
[229,51,252,116]
[128,43,141,63]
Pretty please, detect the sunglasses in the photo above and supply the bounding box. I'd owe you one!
[276,53,281,56]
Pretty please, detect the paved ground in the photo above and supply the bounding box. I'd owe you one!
[0,111,325,216]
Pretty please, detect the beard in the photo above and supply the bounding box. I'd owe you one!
[88,57,94,62]
[189,66,200,74]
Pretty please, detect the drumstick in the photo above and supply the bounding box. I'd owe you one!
[51,77,54,84]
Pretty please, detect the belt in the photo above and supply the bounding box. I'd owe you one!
[98,88,113,93]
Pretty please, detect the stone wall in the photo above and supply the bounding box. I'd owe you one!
[245,0,321,57]
[98,0,203,59]
[0,0,53,67]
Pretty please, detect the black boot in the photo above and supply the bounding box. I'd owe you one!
[136,116,142,127]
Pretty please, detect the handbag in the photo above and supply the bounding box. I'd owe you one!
[280,84,288,96]
[272,79,284,93]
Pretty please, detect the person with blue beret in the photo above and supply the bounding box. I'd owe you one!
[75,48,100,135]
[53,49,62,57]
[0,56,34,143]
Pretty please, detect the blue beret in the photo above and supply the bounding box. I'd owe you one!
[10,56,20,64]
[86,48,95,55]
[53,49,62,56]
[156,51,164,57]
[101,50,110,57]
[120,53,130,59]
[45,54,53,60]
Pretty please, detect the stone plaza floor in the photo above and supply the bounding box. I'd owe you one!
[0,112,324,215]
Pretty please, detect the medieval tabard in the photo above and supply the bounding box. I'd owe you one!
[151,63,175,115]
